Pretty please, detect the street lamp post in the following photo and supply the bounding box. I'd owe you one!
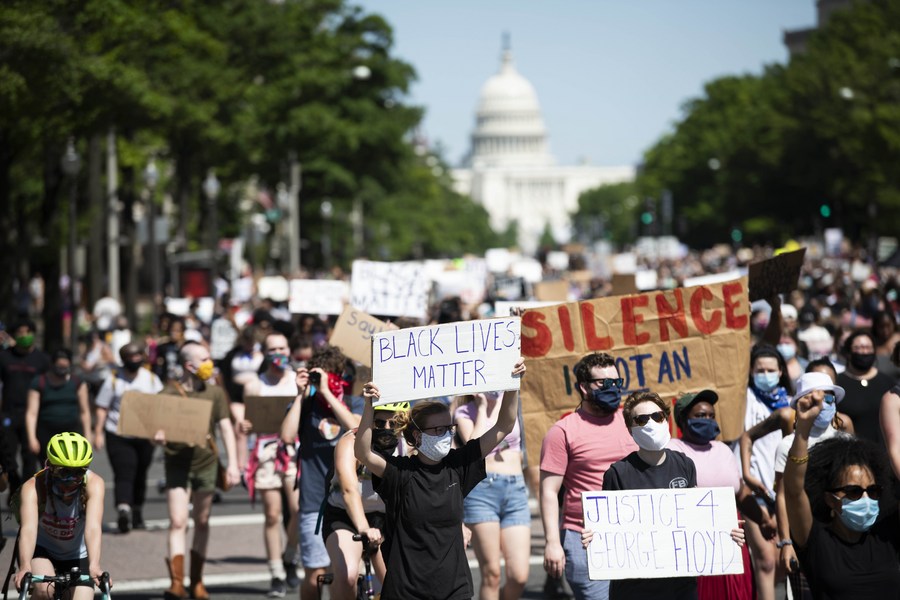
[320,199,333,271]
[203,170,220,255]
[61,139,81,352]
[143,160,160,324]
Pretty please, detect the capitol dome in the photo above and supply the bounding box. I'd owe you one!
[464,40,554,168]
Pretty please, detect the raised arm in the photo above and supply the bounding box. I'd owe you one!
[280,367,309,444]
[311,367,360,431]
[354,382,387,478]
[479,358,525,458]
[880,389,900,479]
[456,396,491,445]
[783,393,820,548]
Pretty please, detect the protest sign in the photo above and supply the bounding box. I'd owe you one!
[492,276,527,300]
[534,280,569,302]
[289,279,349,315]
[244,395,294,434]
[118,392,212,446]
[683,271,742,288]
[330,306,391,367]
[350,260,429,319]
[611,274,638,296]
[257,276,290,302]
[209,318,238,360]
[582,487,742,580]
[519,278,750,457]
[748,248,806,301]
[372,318,521,403]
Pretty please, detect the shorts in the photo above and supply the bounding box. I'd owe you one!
[463,473,531,528]
[300,511,330,569]
[32,546,94,589]
[320,503,385,543]
[254,440,297,490]
[164,457,217,493]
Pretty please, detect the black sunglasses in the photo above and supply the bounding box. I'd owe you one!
[418,424,457,437]
[51,466,87,480]
[828,484,883,501]
[633,411,667,427]
[587,378,624,390]
[374,417,399,430]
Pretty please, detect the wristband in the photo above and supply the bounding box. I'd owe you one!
[776,539,793,548]
[788,454,809,464]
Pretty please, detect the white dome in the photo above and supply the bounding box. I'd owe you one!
[478,51,541,115]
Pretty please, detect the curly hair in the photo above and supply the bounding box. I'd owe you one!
[804,437,893,524]
[308,344,346,374]
[573,352,616,384]
[394,401,449,446]
[622,391,670,429]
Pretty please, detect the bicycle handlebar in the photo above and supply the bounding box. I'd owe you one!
[19,570,112,599]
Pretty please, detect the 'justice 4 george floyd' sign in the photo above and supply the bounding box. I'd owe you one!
[371,318,521,403]
[582,487,743,580]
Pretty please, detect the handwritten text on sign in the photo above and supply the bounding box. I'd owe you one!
[371,318,521,403]
[582,487,742,580]
[350,260,429,319]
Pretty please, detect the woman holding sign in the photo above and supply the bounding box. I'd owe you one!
[354,358,525,600]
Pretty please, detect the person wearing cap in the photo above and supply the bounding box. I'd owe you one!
[668,390,775,600]
[772,372,851,600]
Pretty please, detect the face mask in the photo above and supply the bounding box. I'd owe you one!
[837,496,879,532]
[849,352,876,372]
[15,334,34,349]
[685,418,720,444]
[777,343,796,361]
[630,420,671,451]
[372,428,400,458]
[813,400,836,431]
[753,372,780,392]
[589,387,622,412]
[266,353,290,370]
[194,359,215,381]
[123,359,143,372]
[417,430,453,462]
[53,365,70,378]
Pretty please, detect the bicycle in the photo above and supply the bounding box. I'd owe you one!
[316,534,377,600]
[17,568,111,600]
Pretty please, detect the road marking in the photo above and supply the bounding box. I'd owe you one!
[103,512,265,531]
[112,555,547,591]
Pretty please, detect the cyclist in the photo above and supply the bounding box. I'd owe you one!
[14,432,106,600]
[322,401,409,599]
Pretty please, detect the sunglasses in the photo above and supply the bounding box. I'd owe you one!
[419,424,457,437]
[374,418,399,430]
[829,484,883,501]
[823,392,836,405]
[633,411,667,427]
[588,378,624,390]
[51,467,86,481]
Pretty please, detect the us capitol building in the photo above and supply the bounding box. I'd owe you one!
[451,41,635,254]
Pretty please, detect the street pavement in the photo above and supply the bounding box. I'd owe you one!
[0,446,570,599]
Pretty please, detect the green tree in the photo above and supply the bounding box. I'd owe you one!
[572,181,640,246]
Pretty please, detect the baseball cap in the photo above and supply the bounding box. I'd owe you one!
[674,389,718,423]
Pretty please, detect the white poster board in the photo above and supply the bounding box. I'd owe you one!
[350,260,429,319]
[289,279,350,315]
[257,276,290,302]
[371,318,521,403]
[209,318,238,360]
[582,487,742,581]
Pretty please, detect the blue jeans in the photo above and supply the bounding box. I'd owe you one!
[463,474,531,527]
[563,528,609,600]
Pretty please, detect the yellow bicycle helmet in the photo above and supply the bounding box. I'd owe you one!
[46,432,93,468]
[374,401,410,413]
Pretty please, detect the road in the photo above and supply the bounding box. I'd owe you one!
[0,447,571,599]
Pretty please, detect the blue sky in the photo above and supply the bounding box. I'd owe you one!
[353,1,816,167]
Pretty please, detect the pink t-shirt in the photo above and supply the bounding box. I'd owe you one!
[667,438,741,494]
[540,408,638,532]
[454,402,522,456]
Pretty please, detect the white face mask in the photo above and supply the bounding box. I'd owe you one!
[417,430,453,461]
[630,420,671,451]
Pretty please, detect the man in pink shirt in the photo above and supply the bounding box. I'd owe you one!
[539,352,638,600]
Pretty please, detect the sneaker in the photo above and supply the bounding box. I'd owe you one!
[284,562,300,591]
[267,578,286,598]
[117,507,132,534]
[132,508,146,530]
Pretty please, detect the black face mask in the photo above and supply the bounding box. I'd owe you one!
[372,428,399,458]
[123,359,143,372]
[589,387,622,412]
[850,352,876,372]
[52,366,70,378]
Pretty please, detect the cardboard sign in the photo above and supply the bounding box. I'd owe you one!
[330,307,391,367]
[534,280,569,302]
[350,260,429,319]
[583,487,742,580]
[748,248,806,301]
[610,274,638,296]
[372,318,522,403]
[520,278,750,457]
[244,395,295,434]
[118,391,212,446]
[289,279,350,315]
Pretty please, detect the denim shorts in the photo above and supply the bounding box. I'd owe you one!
[463,473,531,528]
[300,511,330,569]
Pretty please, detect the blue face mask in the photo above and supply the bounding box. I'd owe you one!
[685,418,720,443]
[777,343,796,361]
[813,400,836,430]
[753,372,780,392]
[838,496,879,532]
[589,387,621,412]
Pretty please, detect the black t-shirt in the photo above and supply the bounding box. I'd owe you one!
[0,348,50,416]
[374,438,486,600]
[603,449,699,600]
[836,372,894,447]
[796,512,900,599]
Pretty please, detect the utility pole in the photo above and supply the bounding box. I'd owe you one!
[288,153,301,274]
[107,128,120,301]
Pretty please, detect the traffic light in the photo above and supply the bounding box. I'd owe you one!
[731,228,743,243]
[641,212,654,225]
[819,204,831,218]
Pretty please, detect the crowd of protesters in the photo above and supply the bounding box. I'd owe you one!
[0,241,897,599]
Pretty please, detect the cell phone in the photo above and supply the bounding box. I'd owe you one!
[309,372,321,385]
